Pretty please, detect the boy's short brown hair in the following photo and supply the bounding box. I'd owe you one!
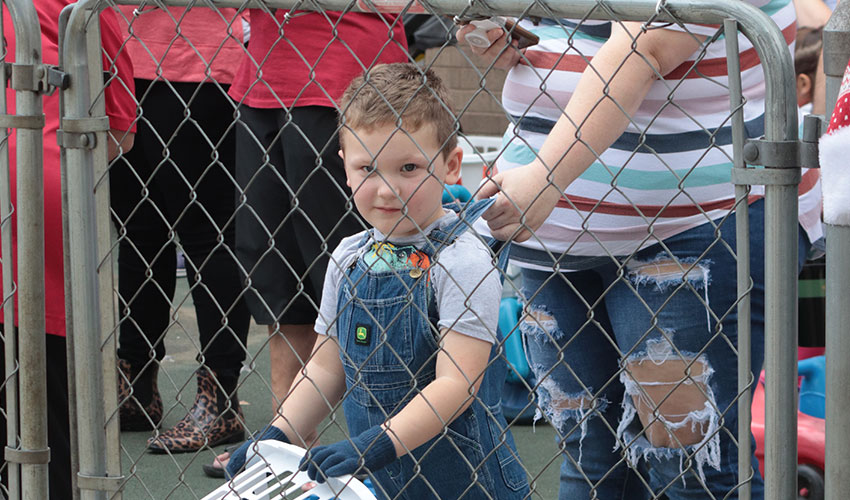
[795,26,823,82]
[338,63,458,158]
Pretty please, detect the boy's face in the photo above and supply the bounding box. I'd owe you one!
[340,123,461,238]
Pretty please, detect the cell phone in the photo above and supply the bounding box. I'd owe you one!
[503,19,539,49]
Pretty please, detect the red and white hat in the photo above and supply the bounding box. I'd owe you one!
[819,56,850,226]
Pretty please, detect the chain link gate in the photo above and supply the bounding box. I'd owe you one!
[55,0,812,499]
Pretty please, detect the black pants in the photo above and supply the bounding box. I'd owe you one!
[110,79,250,377]
[0,333,72,500]
[234,105,363,325]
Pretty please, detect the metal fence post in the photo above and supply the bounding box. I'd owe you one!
[724,19,753,500]
[2,1,49,498]
[0,2,19,498]
[61,2,120,499]
[822,2,850,499]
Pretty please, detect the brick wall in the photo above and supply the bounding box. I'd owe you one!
[424,45,510,137]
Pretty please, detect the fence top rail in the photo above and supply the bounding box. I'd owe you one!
[5,0,43,65]
[73,0,797,140]
[106,0,778,24]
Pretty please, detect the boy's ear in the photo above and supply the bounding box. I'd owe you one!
[443,146,463,185]
[797,73,813,107]
[339,149,352,188]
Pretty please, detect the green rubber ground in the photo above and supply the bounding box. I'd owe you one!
[115,282,561,499]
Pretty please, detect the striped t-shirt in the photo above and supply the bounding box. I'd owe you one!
[486,0,821,261]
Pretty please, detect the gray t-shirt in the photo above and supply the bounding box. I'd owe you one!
[315,211,502,344]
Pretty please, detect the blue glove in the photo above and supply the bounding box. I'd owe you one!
[225,425,290,479]
[298,425,396,483]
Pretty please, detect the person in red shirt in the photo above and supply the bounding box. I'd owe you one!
[204,9,407,476]
[0,2,136,497]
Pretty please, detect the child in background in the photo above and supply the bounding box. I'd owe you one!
[795,25,826,255]
[225,62,529,499]
[796,25,825,111]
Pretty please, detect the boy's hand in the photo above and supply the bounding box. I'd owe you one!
[225,425,290,479]
[298,425,396,483]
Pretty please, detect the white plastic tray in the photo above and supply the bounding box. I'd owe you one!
[202,441,377,500]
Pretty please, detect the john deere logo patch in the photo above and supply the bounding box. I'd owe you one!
[355,324,370,345]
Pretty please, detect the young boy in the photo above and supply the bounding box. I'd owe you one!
[225,63,529,499]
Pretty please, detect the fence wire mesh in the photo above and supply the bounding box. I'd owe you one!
[0,0,819,498]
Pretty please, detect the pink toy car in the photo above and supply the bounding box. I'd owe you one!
[750,372,825,499]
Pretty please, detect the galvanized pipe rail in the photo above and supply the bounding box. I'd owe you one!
[823,2,850,499]
[2,1,49,498]
[61,3,120,499]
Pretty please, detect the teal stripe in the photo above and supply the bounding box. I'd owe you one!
[503,141,538,165]
[534,26,607,43]
[502,142,733,190]
[760,0,792,17]
[579,162,732,189]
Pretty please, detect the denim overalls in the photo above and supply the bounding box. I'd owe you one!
[336,199,529,500]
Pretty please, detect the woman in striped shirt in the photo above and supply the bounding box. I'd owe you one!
[460,2,817,498]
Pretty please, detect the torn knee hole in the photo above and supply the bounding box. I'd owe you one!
[623,357,715,448]
[627,257,710,290]
[550,396,595,411]
[520,306,561,340]
[630,259,686,277]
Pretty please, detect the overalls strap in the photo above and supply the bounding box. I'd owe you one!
[427,197,510,279]
[426,197,495,249]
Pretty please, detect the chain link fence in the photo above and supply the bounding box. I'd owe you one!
[0,0,840,498]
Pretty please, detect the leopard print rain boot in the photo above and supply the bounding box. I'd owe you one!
[118,359,163,432]
[146,366,245,453]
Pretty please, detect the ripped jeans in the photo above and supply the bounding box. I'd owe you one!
[519,200,808,499]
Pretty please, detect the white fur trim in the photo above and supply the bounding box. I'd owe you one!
[819,128,850,226]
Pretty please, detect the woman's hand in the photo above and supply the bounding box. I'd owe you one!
[477,161,565,242]
[456,23,523,70]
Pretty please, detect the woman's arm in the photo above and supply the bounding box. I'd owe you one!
[108,129,134,160]
[793,0,834,28]
[475,23,706,241]
[381,329,492,456]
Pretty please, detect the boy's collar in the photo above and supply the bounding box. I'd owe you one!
[369,209,455,244]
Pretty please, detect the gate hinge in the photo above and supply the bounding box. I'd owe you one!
[57,116,110,150]
[741,114,825,171]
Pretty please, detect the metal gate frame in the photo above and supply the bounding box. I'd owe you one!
[1,1,50,498]
[60,1,802,499]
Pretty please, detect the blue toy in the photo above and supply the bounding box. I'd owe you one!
[442,184,472,204]
[499,297,536,424]
[500,297,528,383]
[798,355,825,419]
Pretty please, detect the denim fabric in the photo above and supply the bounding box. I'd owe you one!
[519,200,808,499]
[337,199,529,500]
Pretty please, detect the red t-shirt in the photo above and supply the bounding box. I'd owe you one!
[1,3,137,336]
[228,11,408,108]
[116,6,247,84]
